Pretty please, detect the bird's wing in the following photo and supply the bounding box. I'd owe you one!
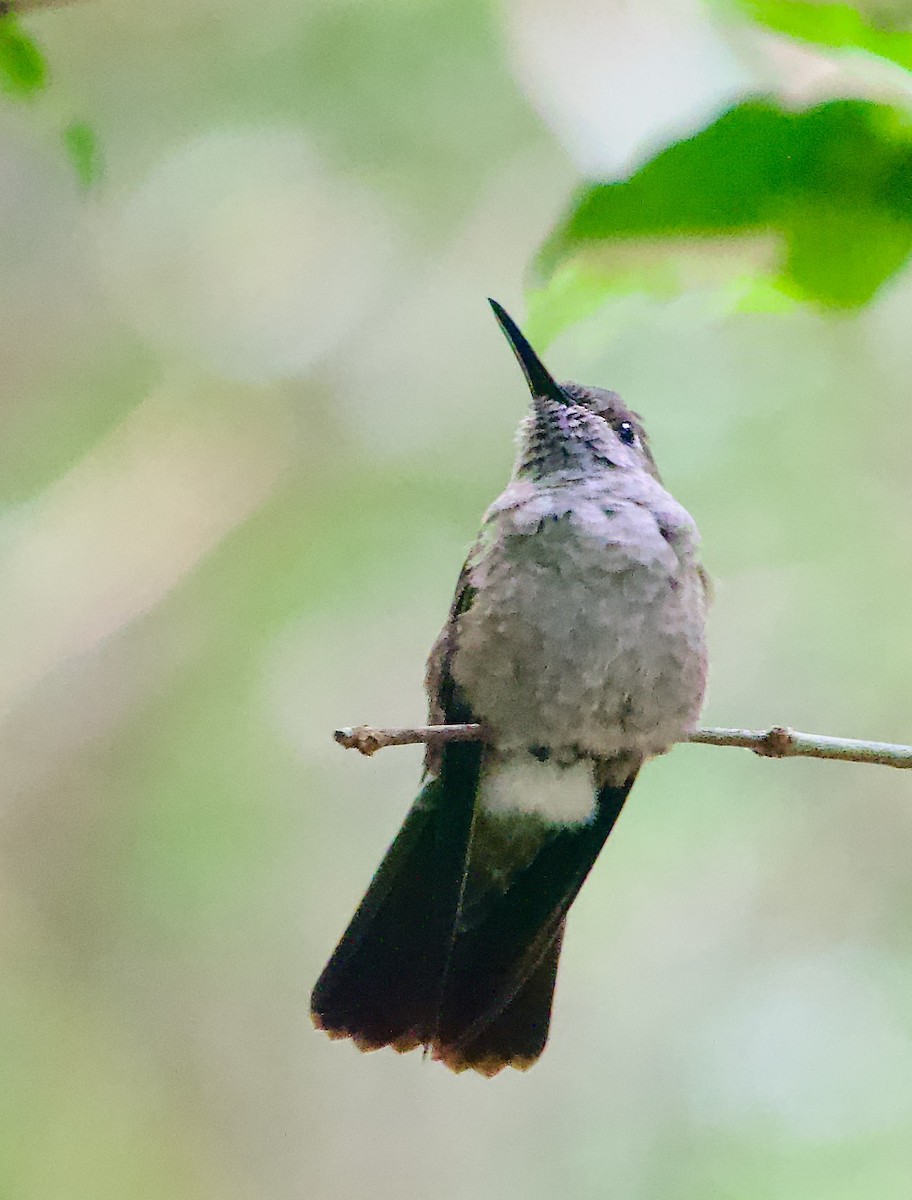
[311,562,483,1052]
[424,560,478,771]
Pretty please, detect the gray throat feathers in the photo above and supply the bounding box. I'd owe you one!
[427,386,709,830]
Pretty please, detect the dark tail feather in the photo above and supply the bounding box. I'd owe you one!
[436,923,565,1076]
[431,774,637,1073]
[310,741,480,1053]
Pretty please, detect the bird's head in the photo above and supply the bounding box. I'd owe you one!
[488,299,660,486]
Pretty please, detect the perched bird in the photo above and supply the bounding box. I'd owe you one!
[311,300,709,1076]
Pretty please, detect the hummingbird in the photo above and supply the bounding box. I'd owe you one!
[311,300,709,1076]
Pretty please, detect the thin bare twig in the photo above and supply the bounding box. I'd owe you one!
[333,723,912,769]
[689,726,912,768]
[333,724,484,757]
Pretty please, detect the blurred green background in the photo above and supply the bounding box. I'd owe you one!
[3,1,912,1197]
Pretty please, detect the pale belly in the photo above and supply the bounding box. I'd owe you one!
[451,513,707,761]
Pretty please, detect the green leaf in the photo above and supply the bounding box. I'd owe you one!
[729,0,912,72]
[525,263,629,349]
[63,121,103,187]
[0,15,47,98]
[722,273,801,314]
[536,100,912,313]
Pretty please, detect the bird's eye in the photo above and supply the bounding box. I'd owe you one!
[616,420,637,446]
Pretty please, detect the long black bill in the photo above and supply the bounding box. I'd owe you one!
[488,299,567,406]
